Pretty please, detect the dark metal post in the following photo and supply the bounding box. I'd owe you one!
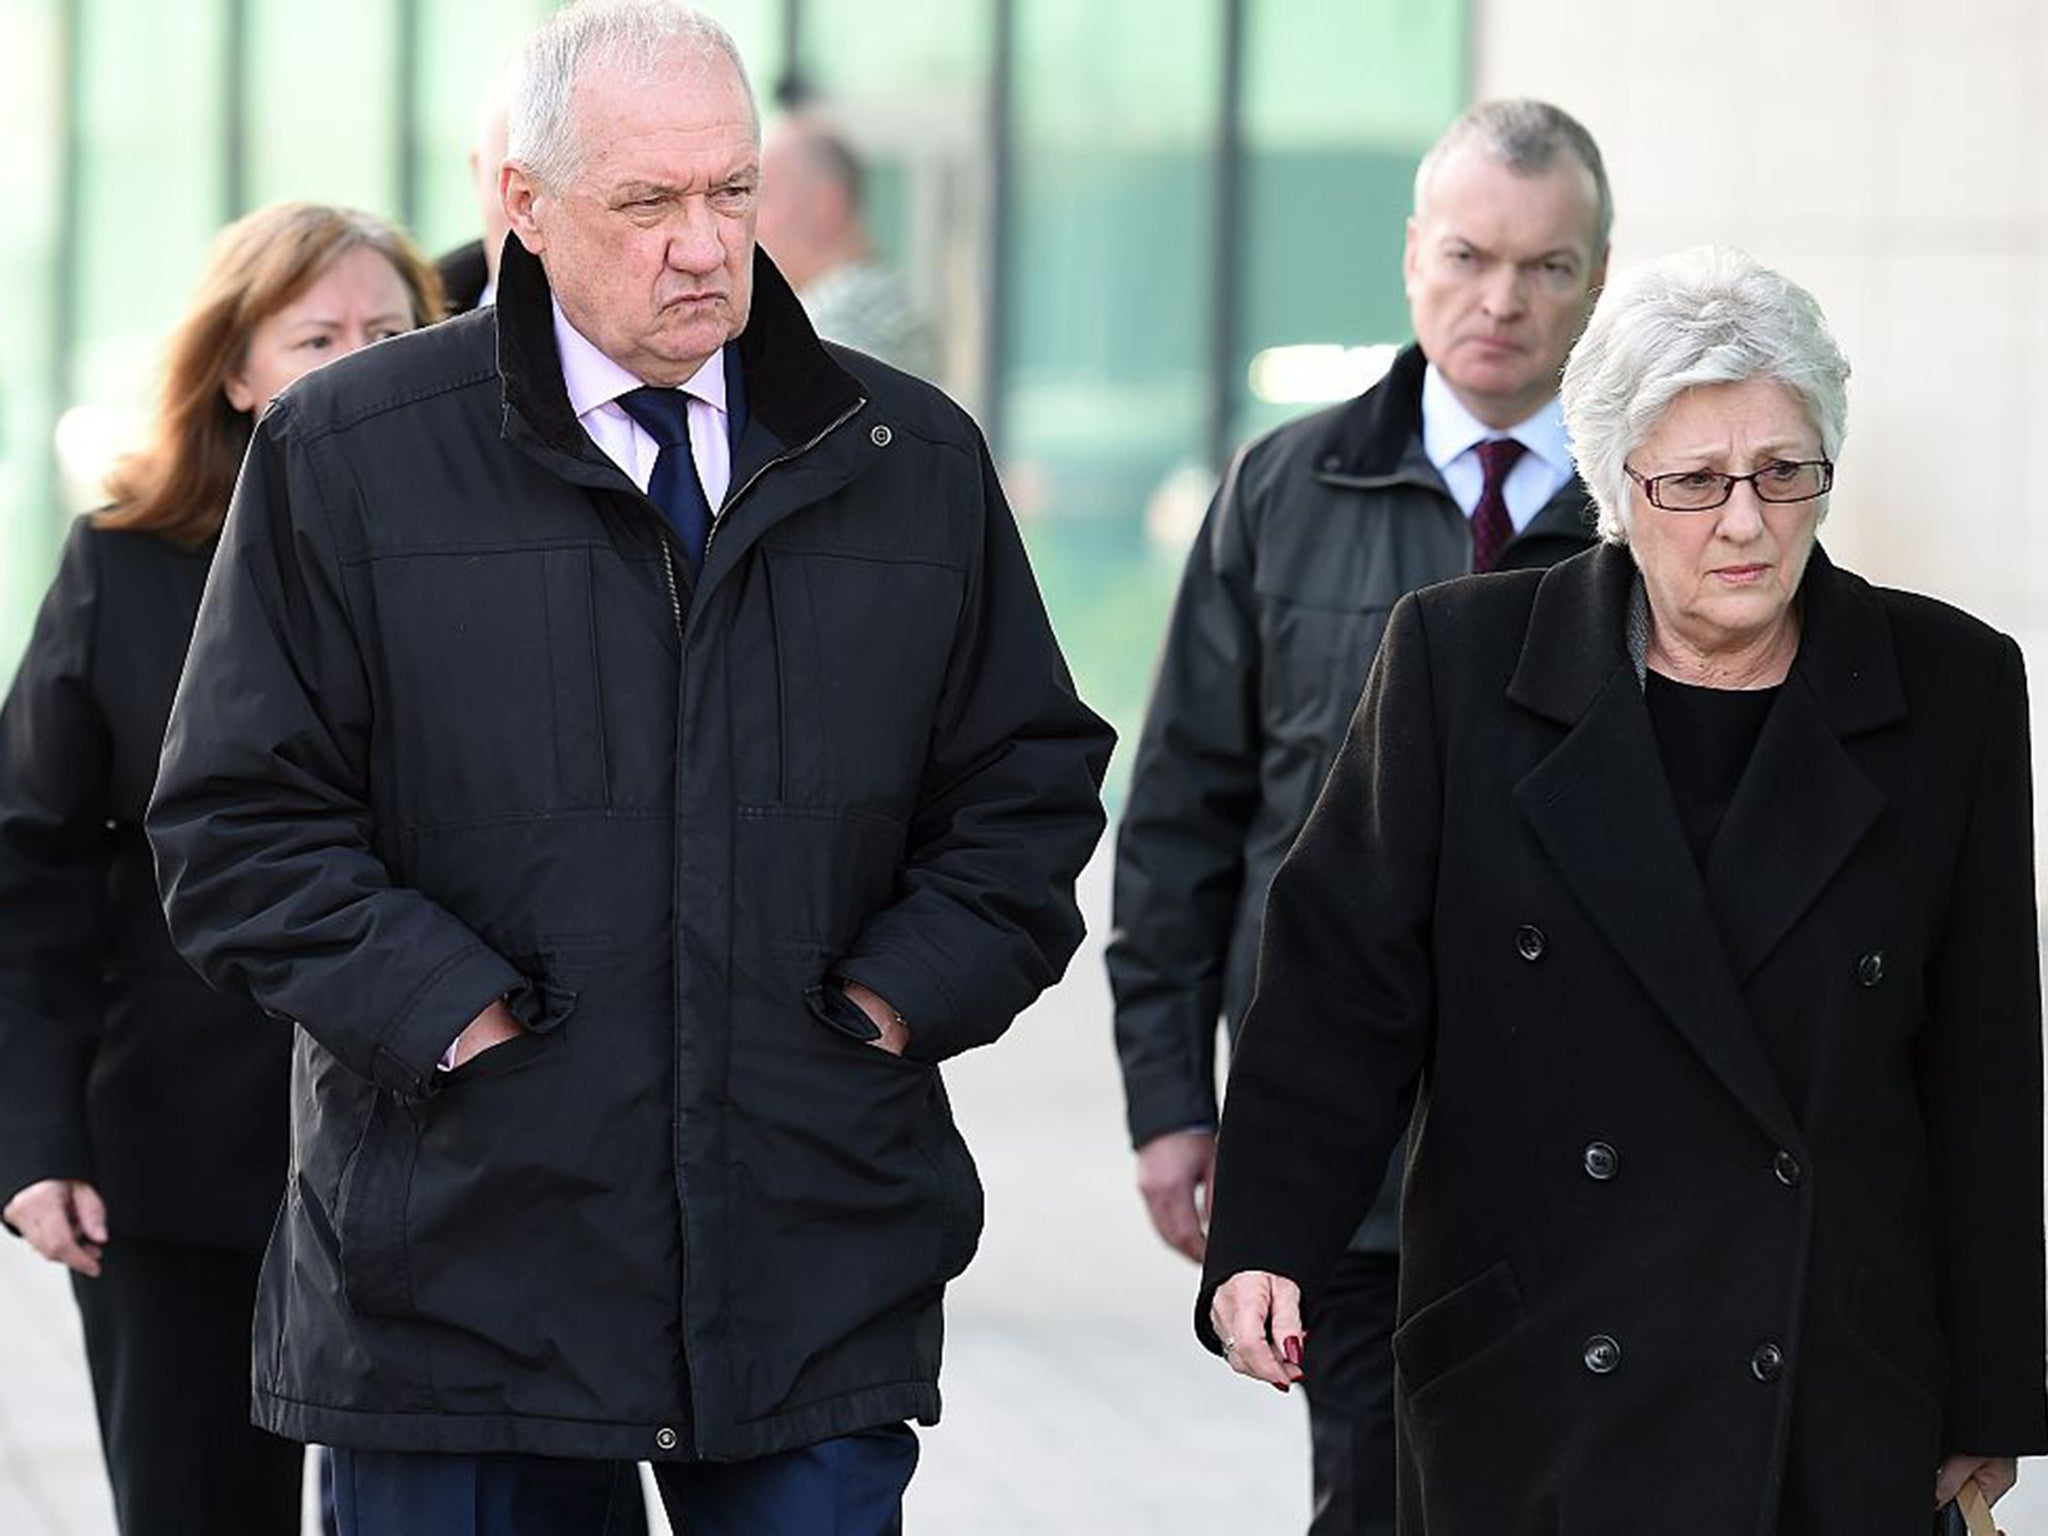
[979,0,1016,456]
[394,0,423,227]
[222,0,249,218]
[1204,0,1247,476]
[774,0,806,105]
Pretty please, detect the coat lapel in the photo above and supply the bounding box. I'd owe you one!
[1704,548,1900,980]
[1510,546,1801,1148]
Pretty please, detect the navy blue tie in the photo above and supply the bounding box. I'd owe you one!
[615,386,712,576]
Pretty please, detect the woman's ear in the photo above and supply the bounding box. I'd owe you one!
[222,369,256,415]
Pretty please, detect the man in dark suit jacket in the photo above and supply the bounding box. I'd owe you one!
[1108,99,1610,1534]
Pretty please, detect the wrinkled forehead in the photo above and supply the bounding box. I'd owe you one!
[1419,146,1603,260]
[572,47,760,151]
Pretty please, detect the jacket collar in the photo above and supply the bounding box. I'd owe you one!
[1311,343,1433,487]
[1507,541,1902,1146]
[494,236,864,484]
[1312,344,1598,549]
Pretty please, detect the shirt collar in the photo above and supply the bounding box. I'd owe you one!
[1420,362,1572,480]
[551,298,729,422]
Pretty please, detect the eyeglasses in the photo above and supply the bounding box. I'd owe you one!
[1624,459,1834,512]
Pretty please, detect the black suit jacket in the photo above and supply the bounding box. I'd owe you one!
[1202,542,2047,1534]
[436,238,490,317]
[0,521,288,1251]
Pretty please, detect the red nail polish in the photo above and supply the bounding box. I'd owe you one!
[1283,1335,1304,1368]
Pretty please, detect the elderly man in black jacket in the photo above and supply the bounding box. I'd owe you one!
[1107,99,1609,1534]
[146,3,1110,1533]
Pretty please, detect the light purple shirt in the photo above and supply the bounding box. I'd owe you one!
[441,306,735,1072]
[552,298,733,508]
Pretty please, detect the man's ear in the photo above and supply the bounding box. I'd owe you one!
[503,162,546,254]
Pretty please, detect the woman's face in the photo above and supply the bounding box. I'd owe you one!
[1626,377,1825,665]
[224,246,415,415]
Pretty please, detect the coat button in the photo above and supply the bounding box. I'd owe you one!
[1856,950,1884,987]
[1750,1342,1784,1382]
[1583,1334,1621,1374]
[1516,925,1546,962]
[1772,1150,1803,1188]
[1582,1142,1619,1181]
[654,1426,679,1452]
[870,423,893,447]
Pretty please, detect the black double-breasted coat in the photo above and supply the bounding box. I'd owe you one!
[1200,542,2047,1534]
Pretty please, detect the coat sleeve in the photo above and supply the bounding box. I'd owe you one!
[1195,590,1441,1347]
[1103,451,1264,1146]
[147,404,525,1100]
[832,433,1113,1064]
[1919,634,2047,1452]
[0,521,113,1200]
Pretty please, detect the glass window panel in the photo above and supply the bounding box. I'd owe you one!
[407,0,554,261]
[243,0,400,217]
[766,1,990,400]
[70,0,230,516]
[0,0,67,666]
[1003,0,1222,789]
[1233,0,1467,446]
[795,2,985,101]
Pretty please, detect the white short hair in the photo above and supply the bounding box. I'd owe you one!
[1561,247,1850,544]
[507,0,758,191]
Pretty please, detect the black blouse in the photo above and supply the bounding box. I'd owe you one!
[1644,669,1781,867]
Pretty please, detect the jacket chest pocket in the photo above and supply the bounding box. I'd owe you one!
[370,547,612,822]
[736,547,964,809]
[1254,589,1395,746]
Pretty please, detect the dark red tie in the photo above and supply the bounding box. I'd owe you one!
[1470,437,1527,574]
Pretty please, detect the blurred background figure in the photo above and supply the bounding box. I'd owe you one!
[756,110,939,376]
[0,201,441,1536]
[437,65,514,315]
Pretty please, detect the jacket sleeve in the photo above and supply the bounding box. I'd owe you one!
[147,404,525,1100]
[1195,590,1440,1346]
[1919,635,2047,1452]
[0,521,113,1199]
[1103,451,1264,1146]
[833,433,1113,1064]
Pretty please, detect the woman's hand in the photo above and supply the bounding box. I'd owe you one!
[1209,1269,1308,1392]
[1936,1453,2016,1528]
[4,1177,108,1277]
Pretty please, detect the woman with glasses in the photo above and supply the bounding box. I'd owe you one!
[0,202,441,1535]
[1198,247,2042,1534]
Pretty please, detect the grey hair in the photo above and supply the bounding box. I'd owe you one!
[507,0,758,191]
[1560,247,1851,544]
[1413,98,1612,251]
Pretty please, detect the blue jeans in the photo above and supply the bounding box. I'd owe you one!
[330,1425,918,1536]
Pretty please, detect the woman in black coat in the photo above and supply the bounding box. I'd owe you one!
[1200,247,2045,1535]
[0,202,441,1536]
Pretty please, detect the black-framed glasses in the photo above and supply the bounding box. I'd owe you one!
[1624,458,1834,512]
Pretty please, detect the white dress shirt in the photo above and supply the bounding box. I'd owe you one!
[1420,363,1574,533]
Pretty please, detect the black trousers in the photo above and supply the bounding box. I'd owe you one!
[1302,1248,1399,1536]
[71,1236,305,1536]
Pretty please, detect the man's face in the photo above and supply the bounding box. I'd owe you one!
[1404,144,1607,429]
[506,51,758,386]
